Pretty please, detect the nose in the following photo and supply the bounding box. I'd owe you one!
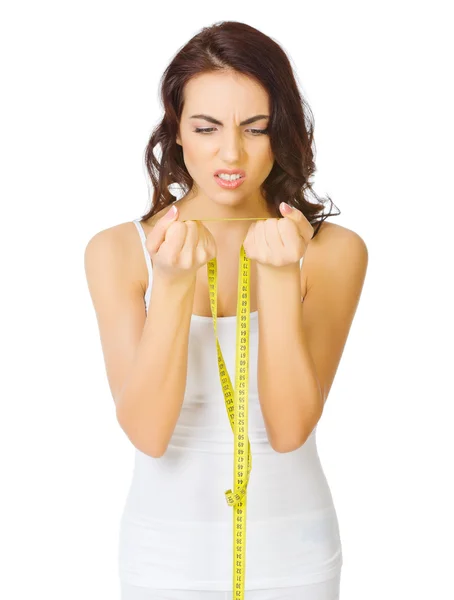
[218,128,243,162]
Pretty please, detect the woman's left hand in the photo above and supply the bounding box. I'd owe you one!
[242,202,314,267]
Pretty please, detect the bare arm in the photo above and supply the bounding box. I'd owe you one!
[256,225,368,452]
[84,223,197,459]
[116,273,196,458]
[85,209,215,459]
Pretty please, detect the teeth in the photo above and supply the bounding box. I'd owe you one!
[217,173,242,181]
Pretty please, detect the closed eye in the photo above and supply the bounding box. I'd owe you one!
[194,128,269,135]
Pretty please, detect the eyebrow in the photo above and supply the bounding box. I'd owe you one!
[189,114,270,126]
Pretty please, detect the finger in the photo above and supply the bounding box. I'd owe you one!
[179,221,199,268]
[205,232,217,261]
[278,217,306,256]
[194,222,207,262]
[159,221,187,261]
[263,218,285,255]
[146,205,178,254]
[279,203,312,237]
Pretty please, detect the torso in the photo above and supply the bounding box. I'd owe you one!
[126,199,334,318]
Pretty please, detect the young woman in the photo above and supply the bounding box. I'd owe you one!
[85,21,368,600]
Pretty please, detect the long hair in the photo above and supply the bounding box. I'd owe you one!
[141,21,340,237]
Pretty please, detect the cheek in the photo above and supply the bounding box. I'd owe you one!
[179,140,213,182]
[257,146,275,176]
[260,139,274,163]
[181,137,211,165]
[248,139,274,169]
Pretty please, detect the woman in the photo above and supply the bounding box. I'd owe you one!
[85,20,368,600]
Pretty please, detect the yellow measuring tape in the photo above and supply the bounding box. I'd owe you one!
[183,216,272,599]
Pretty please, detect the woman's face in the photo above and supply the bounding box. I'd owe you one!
[176,70,275,212]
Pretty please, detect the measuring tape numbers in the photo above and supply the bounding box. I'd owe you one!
[183,216,269,599]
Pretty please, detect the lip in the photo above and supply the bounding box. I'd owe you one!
[214,170,247,190]
[214,168,246,177]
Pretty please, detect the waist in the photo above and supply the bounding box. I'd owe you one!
[119,508,343,589]
[124,431,334,524]
[119,432,342,588]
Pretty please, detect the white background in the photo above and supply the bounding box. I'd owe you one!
[1,1,452,598]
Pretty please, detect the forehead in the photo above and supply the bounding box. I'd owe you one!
[182,71,269,116]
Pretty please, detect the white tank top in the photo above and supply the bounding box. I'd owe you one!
[118,219,343,591]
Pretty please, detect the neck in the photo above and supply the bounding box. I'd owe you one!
[177,190,278,222]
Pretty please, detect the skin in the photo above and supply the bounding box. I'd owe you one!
[175,70,277,232]
[85,68,368,424]
[142,70,368,406]
[145,69,311,316]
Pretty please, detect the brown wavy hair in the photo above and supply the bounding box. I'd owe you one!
[140,21,340,238]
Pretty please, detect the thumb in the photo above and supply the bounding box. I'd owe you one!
[146,204,178,254]
[164,204,178,220]
[280,202,295,216]
[279,202,313,241]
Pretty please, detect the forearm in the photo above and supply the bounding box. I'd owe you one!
[116,274,196,457]
[256,262,322,452]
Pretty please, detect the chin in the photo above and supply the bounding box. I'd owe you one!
[212,192,250,207]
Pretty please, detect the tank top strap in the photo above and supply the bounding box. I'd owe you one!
[132,219,153,285]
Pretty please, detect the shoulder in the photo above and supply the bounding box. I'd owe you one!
[84,220,149,295]
[84,205,182,295]
[301,221,368,297]
[310,220,368,257]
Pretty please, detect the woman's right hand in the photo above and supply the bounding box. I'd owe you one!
[145,204,217,282]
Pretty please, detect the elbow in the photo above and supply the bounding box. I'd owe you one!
[268,424,307,453]
[140,448,165,458]
[124,426,168,458]
[271,434,307,454]
[145,443,167,458]
[270,404,323,454]
[116,405,168,459]
[266,417,307,454]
